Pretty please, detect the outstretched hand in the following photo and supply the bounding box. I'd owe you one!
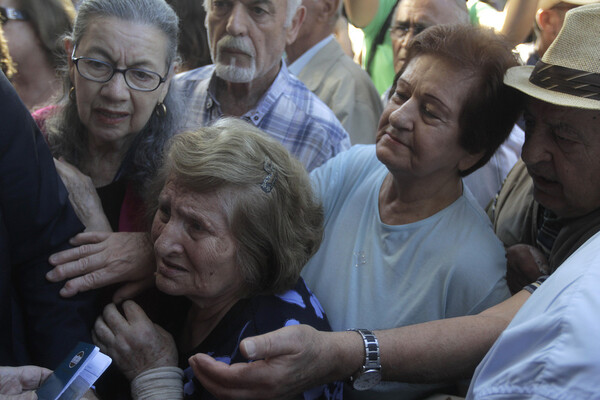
[189,325,351,400]
[0,366,52,400]
[46,231,156,302]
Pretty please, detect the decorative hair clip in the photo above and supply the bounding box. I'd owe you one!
[260,158,277,193]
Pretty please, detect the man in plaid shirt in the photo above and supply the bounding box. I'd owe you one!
[173,0,350,171]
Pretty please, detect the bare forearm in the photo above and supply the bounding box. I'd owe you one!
[376,315,503,382]
[501,0,538,47]
[328,291,530,384]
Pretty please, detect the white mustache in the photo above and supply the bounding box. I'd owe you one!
[216,35,256,58]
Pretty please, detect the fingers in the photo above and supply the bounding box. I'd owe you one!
[240,325,306,360]
[17,366,52,391]
[188,327,315,400]
[112,278,155,304]
[1,392,38,400]
[58,272,105,297]
[121,300,151,325]
[189,355,257,400]
[93,303,131,356]
[69,232,110,246]
[47,234,107,273]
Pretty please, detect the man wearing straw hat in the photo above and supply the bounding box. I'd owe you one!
[466,3,600,397]
[185,5,600,399]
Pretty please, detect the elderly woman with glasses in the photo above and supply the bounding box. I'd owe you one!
[92,118,342,400]
[32,0,183,238]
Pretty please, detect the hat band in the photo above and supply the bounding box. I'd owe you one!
[529,61,600,101]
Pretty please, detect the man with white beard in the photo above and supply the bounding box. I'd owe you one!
[173,0,350,172]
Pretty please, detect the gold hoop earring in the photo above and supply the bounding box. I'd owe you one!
[155,102,167,117]
[69,87,76,101]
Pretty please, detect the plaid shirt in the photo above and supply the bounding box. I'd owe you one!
[172,62,350,171]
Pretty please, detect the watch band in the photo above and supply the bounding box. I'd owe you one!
[356,329,380,371]
[348,328,381,390]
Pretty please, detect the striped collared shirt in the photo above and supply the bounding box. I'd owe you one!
[172,62,351,171]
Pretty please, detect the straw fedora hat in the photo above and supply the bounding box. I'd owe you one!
[538,0,598,10]
[504,3,600,110]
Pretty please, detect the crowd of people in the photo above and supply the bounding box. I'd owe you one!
[1,0,600,399]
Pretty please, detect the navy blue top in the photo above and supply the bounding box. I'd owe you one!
[181,277,343,399]
[0,71,97,368]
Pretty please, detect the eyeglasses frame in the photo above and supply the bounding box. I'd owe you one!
[70,46,168,92]
[0,7,28,25]
[389,22,429,41]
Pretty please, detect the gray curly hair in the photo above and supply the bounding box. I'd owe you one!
[147,118,324,296]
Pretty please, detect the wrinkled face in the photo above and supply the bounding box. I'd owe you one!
[522,98,600,218]
[151,178,244,306]
[376,54,478,181]
[206,0,293,84]
[68,17,171,148]
[390,0,466,73]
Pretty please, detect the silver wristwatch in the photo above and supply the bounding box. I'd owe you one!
[348,328,381,390]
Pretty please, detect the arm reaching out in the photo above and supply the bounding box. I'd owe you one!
[46,232,156,302]
[500,0,538,48]
[189,325,363,400]
[190,291,531,399]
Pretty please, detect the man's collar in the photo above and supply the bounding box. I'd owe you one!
[287,35,335,76]
[206,59,290,125]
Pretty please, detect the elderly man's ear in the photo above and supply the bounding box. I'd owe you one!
[536,8,562,37]
[285,5,306,45]
[324,0,342,21]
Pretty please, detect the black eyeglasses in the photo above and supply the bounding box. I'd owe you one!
[71,47,168,92]
[389,22,429,41]
[0,7,28,25]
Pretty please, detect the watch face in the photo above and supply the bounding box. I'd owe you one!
[353,370,381,391]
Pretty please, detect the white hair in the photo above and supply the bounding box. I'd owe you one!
[203,0,301,27]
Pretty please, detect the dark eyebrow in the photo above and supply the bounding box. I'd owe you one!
[83,46,159,70]
[422,93,451,115]
[396,78,412,90]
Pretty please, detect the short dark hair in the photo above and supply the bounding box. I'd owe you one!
[393,24,525,176]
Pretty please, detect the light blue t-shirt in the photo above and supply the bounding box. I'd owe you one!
[467,230,600,399]
[302,145,511,399]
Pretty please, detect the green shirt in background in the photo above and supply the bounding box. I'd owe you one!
[360,0,396,95]
[467,0,500,26]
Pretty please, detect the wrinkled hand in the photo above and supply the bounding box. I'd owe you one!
[47,231,155,302]
[506,244,549,294]
[189,325,335,400]
[53,158,112,232]
[0,366,52,400]
[92,301,178,381]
